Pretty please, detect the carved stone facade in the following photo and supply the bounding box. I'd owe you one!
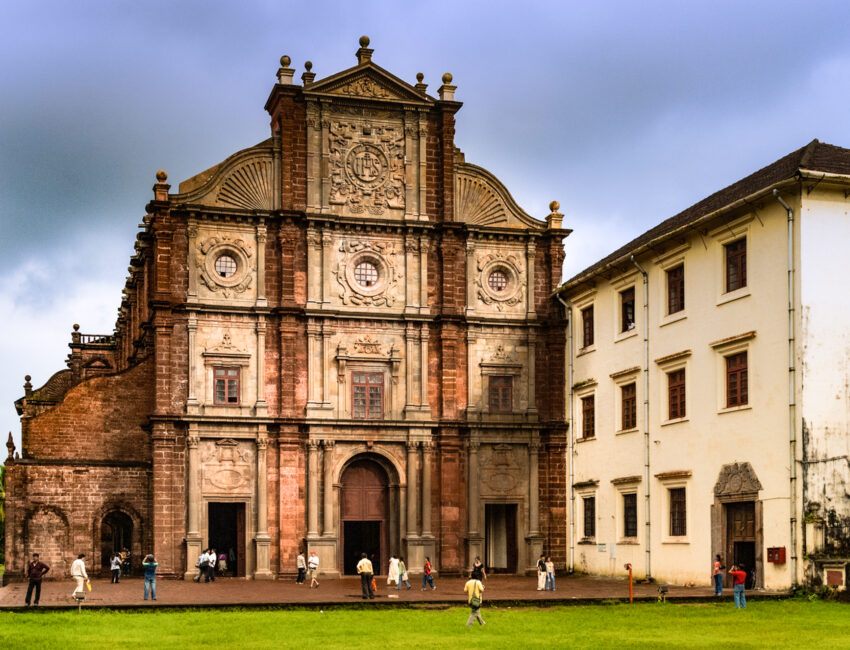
[5,38,569,580]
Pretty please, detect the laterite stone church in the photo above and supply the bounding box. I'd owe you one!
[4,38,570,579]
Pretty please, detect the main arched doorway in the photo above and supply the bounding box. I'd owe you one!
[340,457,389,575]
[101,510,133,570]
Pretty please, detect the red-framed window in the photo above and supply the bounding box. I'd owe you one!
[489,376,513,413]
[725,238,747,292]
[581,305,594,348]
[667,265,685,314]
[667,369,686,420]
[726,352,748,407]
[213,367,240,405]
[581,395,595,439]
[621,287,635,332]
[670,487,687,536]
[621,383,637,430]
[352,372,383,419]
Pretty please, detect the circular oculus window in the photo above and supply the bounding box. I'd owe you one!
[354,261,379,287]
[488,269,508,292]
[214,254,238,278]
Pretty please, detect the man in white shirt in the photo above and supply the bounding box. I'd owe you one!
[308,550,320,588]
[70,554,89,599]
[356,553,374,600]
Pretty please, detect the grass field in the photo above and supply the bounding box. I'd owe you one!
[0,599,847,649]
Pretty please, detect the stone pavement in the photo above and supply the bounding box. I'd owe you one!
[0,573,787,609]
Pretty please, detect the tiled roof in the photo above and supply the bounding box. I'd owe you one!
[561,139,850,290]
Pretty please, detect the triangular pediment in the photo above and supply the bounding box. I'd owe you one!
[307,62,434,104]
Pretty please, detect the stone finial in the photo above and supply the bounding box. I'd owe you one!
[153,170,170,202]
[277,54,295,84]
[356,35,374,65]
[71,324,81,344]
[415,72,428,96]
[438,73,456,101]
[546,200,564,229]
[302,61,316,86]
[6,432,15,461]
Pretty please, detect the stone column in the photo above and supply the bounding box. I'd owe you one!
[467,436,481,536]
[419,324,430,407]
[321,229,333,304]
[419,236,430,312]
[187,316,198,412]
[323,440,335,536]
[526,239,536,319]
[406,441,419,538]
[256,225,267,307]
[254,433,273,579]
[405,323,417,410]
[307,440,320,537]
[527,331,537,416]
[421,441,434,536]
[255,318,267,415]
[306,321,319,404]
[528,438,540,535]
[187,220,199,302]
[306,228,321,306]
[184,430,202,579]
[466,239,476,315]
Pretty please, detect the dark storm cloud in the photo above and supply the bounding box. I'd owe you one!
[3,0,850,451]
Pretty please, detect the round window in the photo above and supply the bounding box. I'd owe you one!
[488,269,508,292]
[214,254,238,278]
[354,261,379,287]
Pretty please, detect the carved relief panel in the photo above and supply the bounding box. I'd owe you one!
[305,103,426,220]
[200,439,255,496]
[190,225,257,305]
[467,332,530,417]
[332,236,404,308]
[479,443,529,498]
[469,243,528,317]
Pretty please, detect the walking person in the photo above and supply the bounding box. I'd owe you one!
[24,553,50,606]
[536,554,546,591]
[70,554,89,600]
[470,556,486,582]
[296,551,307,584]
[110,553,122,583]
[218,551,228,576]
[464,576,486,626]
[421,556,436,590]
[308,550,320,588]
[193,551,205,583]
[545,556,556,591]
[397,556,412,591]
[712,554,725,596]
[729,564,747,608]
[208,548,217,582]
[357,553,375,600]
[142,554,158,601]
[387,554,399,588]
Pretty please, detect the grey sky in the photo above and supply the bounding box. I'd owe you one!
[3,0,850,453]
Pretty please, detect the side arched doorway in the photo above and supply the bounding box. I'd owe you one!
[340,457,389,575]
[101,511,133,570]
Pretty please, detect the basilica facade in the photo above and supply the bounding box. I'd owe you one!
[5,38,569,579]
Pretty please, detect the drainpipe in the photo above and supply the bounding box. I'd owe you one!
[555,294,575,573]
[773,188,798,588]
[630,255,651,580]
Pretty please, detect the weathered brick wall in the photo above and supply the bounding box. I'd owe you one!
[541,436,568,567]
[435,430,465,574]
[151,423,186,577]
[4,462,151,578]
[275,433,306,575]
[22,359,154,461]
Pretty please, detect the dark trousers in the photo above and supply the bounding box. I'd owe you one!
[297,568,306,584]
[111,569,121,583]
[204,565,215,582]
[360,572,374,599]
[25,580,42,605]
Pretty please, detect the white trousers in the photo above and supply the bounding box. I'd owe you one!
[72,577,85,597]
[537,570,546,590]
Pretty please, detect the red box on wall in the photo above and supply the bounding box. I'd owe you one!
[767,547,786,563]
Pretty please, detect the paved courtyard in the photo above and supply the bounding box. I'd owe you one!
[0,573,786,609]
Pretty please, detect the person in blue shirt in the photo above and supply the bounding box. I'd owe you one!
[142,554,158,601]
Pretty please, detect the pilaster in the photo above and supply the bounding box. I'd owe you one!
[254,432,273,579]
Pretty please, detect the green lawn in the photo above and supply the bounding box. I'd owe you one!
[0,600,847,649]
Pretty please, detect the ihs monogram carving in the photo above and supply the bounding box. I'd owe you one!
[335,76,397,99]
[714,462,763,496]
[328,120,405,215]
[481,443,521,494]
